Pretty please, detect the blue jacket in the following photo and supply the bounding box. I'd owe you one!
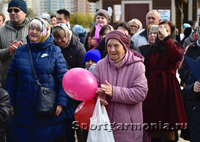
[6,34,68,142]
[186,56,200,142]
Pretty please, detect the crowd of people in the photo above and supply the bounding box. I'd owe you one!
[0,0,199,142]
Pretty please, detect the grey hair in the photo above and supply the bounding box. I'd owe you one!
[146,10,161,20]
[107,39,114,44]
[29,19,42,31]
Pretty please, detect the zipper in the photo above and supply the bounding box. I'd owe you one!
[111,67,118,122]
[16,31,18,38]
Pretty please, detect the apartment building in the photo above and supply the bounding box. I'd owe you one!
[22,0,96,16]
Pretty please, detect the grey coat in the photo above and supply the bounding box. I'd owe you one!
[0,18,31,87]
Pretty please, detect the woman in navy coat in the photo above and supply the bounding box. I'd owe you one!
[6,18,68,142]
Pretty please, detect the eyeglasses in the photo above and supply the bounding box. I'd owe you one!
[7,8,21,13]
[54,36,66,42]
[130,25,139,29]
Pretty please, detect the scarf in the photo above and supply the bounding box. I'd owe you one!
[55,23,72,47]
[28,18,50,43]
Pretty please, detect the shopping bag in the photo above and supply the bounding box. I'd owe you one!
[86,98,115,142]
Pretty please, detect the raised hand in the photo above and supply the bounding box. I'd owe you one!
[158,25,168,40]
[194,81,200,93]
[8,40,23,54]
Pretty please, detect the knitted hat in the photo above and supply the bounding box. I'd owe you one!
[40,12,50,24]
[8,0,27,14]
[95,9,111,23]
[84,49,101,63]
[105,30,130,51]
[73,24,85,35]
[183,23,191,29]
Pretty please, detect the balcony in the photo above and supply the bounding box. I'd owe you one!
[88,0,99,2]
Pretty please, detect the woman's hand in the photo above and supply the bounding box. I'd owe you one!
[194,81,200,93]
[101,80,113,97]
[55,105,63,116]
[158,26,168,40]
[96,89,108,105]
[88,37,98,48]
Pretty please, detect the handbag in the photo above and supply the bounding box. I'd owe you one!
[28,47,56,116]
[87,98,115,142]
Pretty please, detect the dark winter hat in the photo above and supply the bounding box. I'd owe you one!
[95,9,111,23]
[84,49,101,63]
[187,21,194,27]
[105,30,130,51]
[8,0,27,14]
[184,27,192,37]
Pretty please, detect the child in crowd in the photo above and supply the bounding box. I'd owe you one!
[73,24,87,44]
[91,25,112,50]
[99,25,112,41]
[84,49,101,74]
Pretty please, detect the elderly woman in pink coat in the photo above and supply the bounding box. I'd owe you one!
[94,30,148,142]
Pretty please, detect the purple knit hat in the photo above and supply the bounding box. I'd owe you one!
[105,30,130,51]
[95,9,111,23]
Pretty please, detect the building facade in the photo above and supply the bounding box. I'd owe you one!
[89,0,200,31]
[24,0,96,16]
[47,0,63,14]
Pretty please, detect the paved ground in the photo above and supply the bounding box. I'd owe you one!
[178,131,190,142]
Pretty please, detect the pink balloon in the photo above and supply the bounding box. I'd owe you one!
[62,68,98,101]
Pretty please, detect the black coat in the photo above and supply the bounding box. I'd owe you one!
[60,34,86,69]
[180,40,200,84]
[185,57,200,142]
[139,44,151,57]
[0,84,11,142]
[179,40,200,136]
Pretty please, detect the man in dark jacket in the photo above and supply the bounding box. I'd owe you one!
[0,84,11,142]
[56,9,71,28]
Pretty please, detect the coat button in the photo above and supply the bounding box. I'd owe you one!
[70,56,72,58]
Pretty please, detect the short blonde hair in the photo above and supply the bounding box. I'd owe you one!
[128,18,143,31]
[128,19,140,27]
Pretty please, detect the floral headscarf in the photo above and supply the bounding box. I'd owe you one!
[28,17,51,43]
[54,23,72,46]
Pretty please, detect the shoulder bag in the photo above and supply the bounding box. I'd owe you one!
[28,47,57,116]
